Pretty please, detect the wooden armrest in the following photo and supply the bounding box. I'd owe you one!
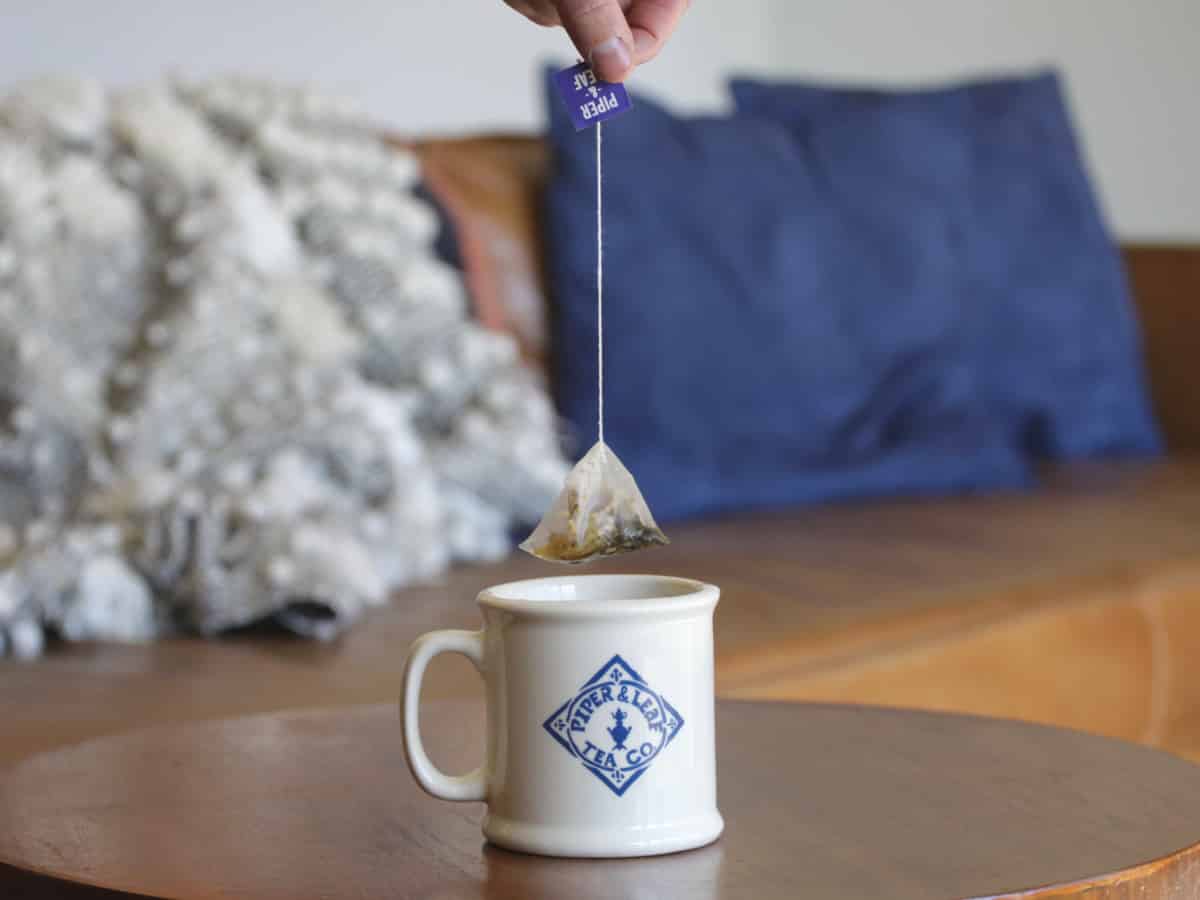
[1124,245,1200,453]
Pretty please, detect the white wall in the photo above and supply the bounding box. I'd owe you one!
[0,0,773,131]
[768,0,1200,242]
[0,1,1197,240]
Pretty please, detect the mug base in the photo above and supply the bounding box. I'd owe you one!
[482,810,725,858]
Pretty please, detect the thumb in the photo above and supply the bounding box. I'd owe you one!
[554,0,636,82]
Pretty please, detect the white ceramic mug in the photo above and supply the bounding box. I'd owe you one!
[400,574,724,858]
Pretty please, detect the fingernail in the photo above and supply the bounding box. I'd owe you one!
[590,37,632,81]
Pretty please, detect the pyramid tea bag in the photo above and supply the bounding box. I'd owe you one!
[521,440,668,564]
[523,80,665,564]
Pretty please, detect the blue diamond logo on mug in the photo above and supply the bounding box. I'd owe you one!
[543,654,685,796]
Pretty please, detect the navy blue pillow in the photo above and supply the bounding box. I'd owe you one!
[543,75,1031,522]
[731,72,1162,461]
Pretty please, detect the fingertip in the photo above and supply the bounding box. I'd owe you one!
[589,36,634,82]
[631,28,661,64]
[626,0,688,64]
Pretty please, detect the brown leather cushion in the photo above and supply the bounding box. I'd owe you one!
[413,136,551,367]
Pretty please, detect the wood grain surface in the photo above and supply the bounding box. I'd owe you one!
[3,702,1200,899]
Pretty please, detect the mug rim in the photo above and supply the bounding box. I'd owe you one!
[477,574,719,619]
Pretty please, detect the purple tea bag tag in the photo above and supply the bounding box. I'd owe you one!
[554,62,633,131]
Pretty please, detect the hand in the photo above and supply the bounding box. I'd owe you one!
[504,0,689,82]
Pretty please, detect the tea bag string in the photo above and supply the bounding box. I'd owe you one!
[596,120,605,448]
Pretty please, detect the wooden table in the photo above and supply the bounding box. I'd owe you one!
[2,701,1199,899]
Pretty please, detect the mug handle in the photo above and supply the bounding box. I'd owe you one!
[400,629,488,802]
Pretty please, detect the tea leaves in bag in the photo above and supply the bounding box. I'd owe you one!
[520,440,668,564]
